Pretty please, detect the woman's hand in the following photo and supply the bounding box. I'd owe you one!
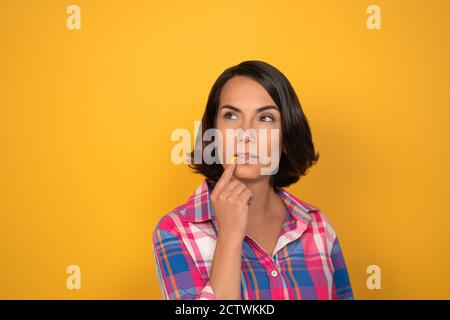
[210,155,253,241]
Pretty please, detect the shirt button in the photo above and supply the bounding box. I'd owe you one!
[271,270,278,277]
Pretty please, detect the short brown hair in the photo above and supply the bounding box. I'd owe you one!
[187,60,319,189]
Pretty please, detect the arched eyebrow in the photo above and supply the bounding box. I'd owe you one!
[220,104,279,113]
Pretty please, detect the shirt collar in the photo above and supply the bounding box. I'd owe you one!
[175,178,319,228]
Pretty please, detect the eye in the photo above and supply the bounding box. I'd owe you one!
[259,114,275,122]
[224,112,238,120]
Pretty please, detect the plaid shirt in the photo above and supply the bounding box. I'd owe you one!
[152,178,354,300]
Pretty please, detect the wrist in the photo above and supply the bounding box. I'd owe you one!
[216,232,245,249]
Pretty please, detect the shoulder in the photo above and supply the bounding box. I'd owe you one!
[152,205,188,243]
[280,188,338,245]
[308,208,337,244]
[290,194,337,246]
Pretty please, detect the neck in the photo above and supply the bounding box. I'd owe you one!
[240,176,277,220]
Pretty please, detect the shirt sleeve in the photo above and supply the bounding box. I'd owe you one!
[330,236,354,300]
[152,219,216,300]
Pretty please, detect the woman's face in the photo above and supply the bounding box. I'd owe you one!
[215,75,283,182]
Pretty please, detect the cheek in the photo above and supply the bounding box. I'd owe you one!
[256,128,282,155]
[214,127,238,160]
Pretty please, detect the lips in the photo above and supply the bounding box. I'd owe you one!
[236,152,258,164]
[236,152,258,159]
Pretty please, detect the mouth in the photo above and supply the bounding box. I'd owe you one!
[235,152,258,164]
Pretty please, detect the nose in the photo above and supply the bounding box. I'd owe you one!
[238,129,255,144]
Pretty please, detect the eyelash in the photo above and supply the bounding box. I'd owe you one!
[223,112,275,122]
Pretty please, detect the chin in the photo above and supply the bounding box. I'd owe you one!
[234,164,262,180]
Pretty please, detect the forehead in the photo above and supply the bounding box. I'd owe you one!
[219,76,277,110]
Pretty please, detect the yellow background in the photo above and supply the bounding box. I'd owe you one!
[1,0,449,299]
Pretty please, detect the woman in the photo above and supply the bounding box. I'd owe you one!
[152,60,354,300]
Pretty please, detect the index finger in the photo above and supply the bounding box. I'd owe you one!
[213,155,237,194]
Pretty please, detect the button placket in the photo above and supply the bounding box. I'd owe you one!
[245,234,284,297]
